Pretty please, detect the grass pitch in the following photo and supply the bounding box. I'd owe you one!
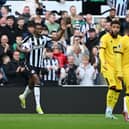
[0,114,128,129]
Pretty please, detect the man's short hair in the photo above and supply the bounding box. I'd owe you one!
[6,15,15,20]
[27,21,35,28]
[88,28,96,33]
[111,20,120,26]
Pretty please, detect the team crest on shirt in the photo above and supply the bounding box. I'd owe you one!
[118,44,121,48]
[117,44,122,51]
[115,43,122,52]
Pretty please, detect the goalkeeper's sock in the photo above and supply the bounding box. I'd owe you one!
[22,85,32,98]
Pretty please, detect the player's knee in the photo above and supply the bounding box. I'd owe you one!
[29,85,34,90]
[32,75,40,84]
[34,79,40,85]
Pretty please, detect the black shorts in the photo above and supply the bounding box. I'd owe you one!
[27,66,41,75]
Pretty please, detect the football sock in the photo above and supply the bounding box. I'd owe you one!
[106,89,115,110]
[112,91,120,110]
[124,96,129,115]
[105,106,113,115]
[22,85,32,98]
[34,86,41,107]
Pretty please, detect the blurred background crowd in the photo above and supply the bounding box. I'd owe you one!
[0,0,128,87]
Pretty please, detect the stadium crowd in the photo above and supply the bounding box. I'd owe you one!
[0,0,128,87]
[1,0,129,120]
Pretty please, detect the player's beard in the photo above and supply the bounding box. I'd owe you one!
[110,31,119,38]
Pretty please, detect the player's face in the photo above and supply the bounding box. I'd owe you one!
[111,24,120,38]
[28,26,35,34]
[35,25,43,35]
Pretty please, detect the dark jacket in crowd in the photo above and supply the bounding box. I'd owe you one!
[86,37,99,54]
[2,59,28,86]
[0,25,17,46]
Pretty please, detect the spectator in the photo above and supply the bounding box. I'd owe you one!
[121,11,129,35]
[0,16,6,27]
[98,21,111,40]
[0,69,5,86]
[44,10,51,24]
[53,44,67,68]
[67,35,89,58]
[69,5,78,27]
[16,6,31,24]
[70,29,83,45]
[62,17,73,45]
[41,25,49,35]
[16,17,27,37]
[106,8,117,22]
[2,51,27,85]
[0,15,17,46]
[25,0,37,15]
[85,28,99,54]
[31,15,44,26]
[90,46,100,85]
[0,35,11,62]
[35,2,46,15]
[0,56,8,86]
[0,55,10,85]
[22,6,31,23]
[72,45,84,66]
[0,5,11,18]
[49,30,67,54]
[76,55,97,86]
[56,10,69,24]
[60,55,78,85]
[84,14,96,34]
[41,48,59,87]
[50,31,59,46]
[45,12,60,33]
[96,18,107,34]
[12,35,25,61]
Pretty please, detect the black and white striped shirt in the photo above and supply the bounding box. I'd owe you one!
[22,35,51,68]
[108,0,129,16]
[41,57,59,81]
